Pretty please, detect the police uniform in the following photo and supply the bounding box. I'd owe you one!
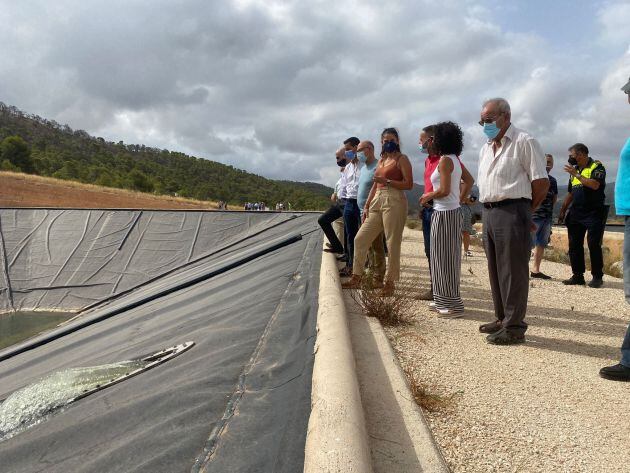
[566,158,607,280]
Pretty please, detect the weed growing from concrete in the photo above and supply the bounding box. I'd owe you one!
[349,273,414,326]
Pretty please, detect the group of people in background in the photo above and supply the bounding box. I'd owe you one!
[318,78,630,381]
[243,201,267,211]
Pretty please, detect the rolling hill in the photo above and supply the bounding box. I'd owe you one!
[0,102,332,210]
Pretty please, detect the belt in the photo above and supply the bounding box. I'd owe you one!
[483,198,531,209]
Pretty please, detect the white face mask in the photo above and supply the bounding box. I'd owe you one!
[357,151,368,163]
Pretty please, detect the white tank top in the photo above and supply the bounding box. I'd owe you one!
[430,155,462,211]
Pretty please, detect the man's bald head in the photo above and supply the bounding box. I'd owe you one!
[358,140,375,162]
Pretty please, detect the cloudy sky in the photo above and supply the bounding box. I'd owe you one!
[1,0,629,186]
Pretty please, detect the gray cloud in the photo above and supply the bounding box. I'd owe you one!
[0,0,628,187]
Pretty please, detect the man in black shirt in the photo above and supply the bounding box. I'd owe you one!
[531,154,558,279]
[558,143,607,287]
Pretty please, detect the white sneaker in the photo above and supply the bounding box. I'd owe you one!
[437,309,464,319]
[465,251,473,257]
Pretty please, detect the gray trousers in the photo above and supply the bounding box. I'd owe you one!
[482,200,531,335]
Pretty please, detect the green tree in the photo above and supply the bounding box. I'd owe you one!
[0,135,33,173]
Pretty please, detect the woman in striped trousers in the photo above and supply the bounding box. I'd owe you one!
[420,121,474,317]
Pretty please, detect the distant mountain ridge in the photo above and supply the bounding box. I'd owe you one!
[0,102,330,210]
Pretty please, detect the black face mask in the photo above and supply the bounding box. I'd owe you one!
[568,157,578,166]
[336,158,346,167]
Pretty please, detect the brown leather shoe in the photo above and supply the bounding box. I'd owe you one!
[479,320,502,334]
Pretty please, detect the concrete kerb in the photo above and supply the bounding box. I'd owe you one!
[304,248,373,473]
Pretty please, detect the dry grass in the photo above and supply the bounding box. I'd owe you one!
[0,171,234,209]
[470,227,624,278]
[349,272,415,326]
[402,365,454,413]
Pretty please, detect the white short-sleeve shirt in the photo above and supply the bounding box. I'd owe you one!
[477,124,548,203]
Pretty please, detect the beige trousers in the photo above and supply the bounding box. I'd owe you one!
[353,187,408,282]
[368,233,386,281]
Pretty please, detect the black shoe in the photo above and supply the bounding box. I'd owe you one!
[324,248,343,254]
[562,275,585,285]
[336,255,348,262]
[339,266,353,277]
[588,277,603,288]
[479,320,502,334]
[531,272,552,280]
[486,328,525,345]
[599,363,630,381]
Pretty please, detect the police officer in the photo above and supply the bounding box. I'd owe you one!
[558,143,607,288]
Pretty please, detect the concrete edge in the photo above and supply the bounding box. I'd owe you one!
[303,248,373,473]
[355,311,451,472]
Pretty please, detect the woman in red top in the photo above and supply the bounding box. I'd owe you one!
[342,128,413,295]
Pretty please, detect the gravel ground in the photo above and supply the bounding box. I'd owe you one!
[386,227,630,473]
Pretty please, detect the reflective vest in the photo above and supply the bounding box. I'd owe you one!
[571,160,602,187]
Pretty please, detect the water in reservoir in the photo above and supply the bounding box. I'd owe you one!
[0,311,75,351]
[0,360,148,442]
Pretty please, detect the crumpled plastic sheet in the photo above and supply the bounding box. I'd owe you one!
[0,209,322,473]
[0,209,296,313]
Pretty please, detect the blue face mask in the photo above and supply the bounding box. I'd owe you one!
[344,150,356,160]
[483,122,500,139]
[382,141,399,153]
[357,151,368,163]
[419,143,429,155]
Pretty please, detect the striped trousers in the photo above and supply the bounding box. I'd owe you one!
[430,208,464,312]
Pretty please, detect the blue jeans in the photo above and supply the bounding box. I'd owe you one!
[531,216,552,248]
[621,217,630,367]
[421,207,434,260]
[343,199,361,268]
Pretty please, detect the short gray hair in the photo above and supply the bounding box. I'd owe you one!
[483,97,511,114]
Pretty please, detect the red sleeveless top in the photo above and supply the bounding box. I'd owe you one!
[374,157,404,189]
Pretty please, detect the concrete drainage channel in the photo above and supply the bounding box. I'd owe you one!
[305,248,450,473]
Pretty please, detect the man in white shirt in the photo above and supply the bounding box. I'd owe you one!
[319,147,349,255]
[340,136,361,277]
[477,98,549,345]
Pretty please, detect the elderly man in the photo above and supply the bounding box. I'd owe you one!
[318,147,348,256]
[558,143,607,288]
[477,98,549,345]
[600,76,630,381]
[356,140,386,286]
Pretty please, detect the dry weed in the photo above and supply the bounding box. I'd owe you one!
[402,365,453,412]
[349,273,415,326]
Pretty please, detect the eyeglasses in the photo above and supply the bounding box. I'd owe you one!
[478,116,500,126]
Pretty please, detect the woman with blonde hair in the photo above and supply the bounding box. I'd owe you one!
[342,128,413,296]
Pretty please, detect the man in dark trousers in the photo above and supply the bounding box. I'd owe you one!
[477,98,549,345]
[318,147,348,256]
[558,143,607,288]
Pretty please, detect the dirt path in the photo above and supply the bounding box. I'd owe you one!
[387,227,630,473]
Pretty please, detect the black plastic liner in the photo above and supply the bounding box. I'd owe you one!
[0,210,322,472]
